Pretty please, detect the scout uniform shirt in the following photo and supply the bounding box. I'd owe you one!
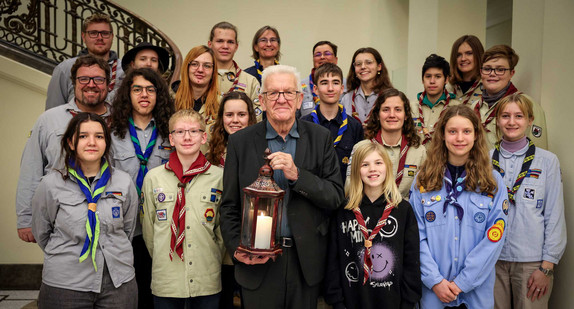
[474,93,547,149]
[413,92,461,149]
[217,62,263,121]
[410,171,508,309]
[341,88,378,124]
[141,164,224,298]
[346,139,427,201]
[446,80,483,106]
[31,168,138,292]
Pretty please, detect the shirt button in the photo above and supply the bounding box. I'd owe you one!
[480,203,483,207]
[454,257,458,262]
[190,279,193,283]
[189,261,192,265]
[455,237,458,241]
[187,244,191,248]
[455,216,459,220]
[187,226,190,229]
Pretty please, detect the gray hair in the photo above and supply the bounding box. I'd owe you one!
[261,65,302,92]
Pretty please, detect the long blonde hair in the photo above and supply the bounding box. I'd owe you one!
[175,45,219,118]
[416,105,497,194]
[345,141,402,210]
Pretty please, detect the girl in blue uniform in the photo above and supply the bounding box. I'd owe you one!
[492,94,566,309]
[326,141,421,309]
[410,105,508,308]
[32,113,139,309]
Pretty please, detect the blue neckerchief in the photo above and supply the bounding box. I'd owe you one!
[128,117,157,196]
[443,166,467,220]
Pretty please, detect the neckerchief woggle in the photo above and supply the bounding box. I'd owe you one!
[373,132,409,187]
[128,117,158,196]
[492,137,535,205]
[417,89,452,145]
[474,83,519,132]
[443,166,466,220]
[68,159,111,271]
[226,61,244,93]
[255,59,278,81]
[165,151,211,261]
[353,201,394,284]
[310,104,348,147]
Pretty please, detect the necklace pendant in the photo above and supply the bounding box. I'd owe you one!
[364,239,372,248]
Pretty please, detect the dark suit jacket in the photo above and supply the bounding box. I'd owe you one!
[220,119,345,289]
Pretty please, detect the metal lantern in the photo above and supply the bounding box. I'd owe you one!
[238,149,285,259]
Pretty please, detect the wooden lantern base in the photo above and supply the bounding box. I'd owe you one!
[237,245,283,261]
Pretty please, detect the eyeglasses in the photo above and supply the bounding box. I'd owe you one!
[353,59,375,68]
[262,91,299,101]
[131,85,157,95]
[480,67,511,76]
[189,61,214,70]
[170,129,204,137]
[85,30,113,39]
[313,51,334,58]
[258,38,279,44]
[76,76,107,85]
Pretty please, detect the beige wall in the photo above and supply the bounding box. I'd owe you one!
[114,0,409,89]
[0,56,48,263]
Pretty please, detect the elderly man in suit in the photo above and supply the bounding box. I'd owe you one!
[220,64,344,309]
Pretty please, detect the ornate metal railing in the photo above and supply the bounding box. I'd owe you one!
[0,0,182,84]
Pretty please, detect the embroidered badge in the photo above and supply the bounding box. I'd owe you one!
[210,188,222,203]
[153,187,164,194]
[157,193,166,202]
[255,107,262,116]
[204,208,215,222]
[536,199,543,208]
[404,164,418,169]
[474,212,486,223]
[408,170,415,177]
[435,195,442,202]
[487,225,503,242]
[419,186,426,193]
[156,209,167,221]
[158,145,173,151]
[302,101,314,110]
[112,206,120,218]
[494,218,506,230]
[342,156,349,164]
[425,211,436,222]
[527,169,541,179]
[106,191,123,197]
[524,188,535,199]
[502,199,509,215]
[532,125,542,138]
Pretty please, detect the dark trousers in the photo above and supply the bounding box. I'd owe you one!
[133,234,154,309]
[153,293,220,309]
[38,263,138,309]
[241,245,320,309]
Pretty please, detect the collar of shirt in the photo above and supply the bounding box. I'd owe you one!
[418,92,447,108]
[66,98,112,116]
[380,134,402,147]
[265,119,300,141]
[315,105,343,125]
[499,140,529,159]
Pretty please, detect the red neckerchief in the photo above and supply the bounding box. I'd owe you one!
[458,80,480,105]
[417,89,451,145]
[165,151,211,261]
[108,59,118,92]
[374,132,409,187]
[474,83,519,132]
[353,201,394,285]
[227,61,243,93]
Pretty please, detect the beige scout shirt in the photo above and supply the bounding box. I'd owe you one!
[473,93,548,149]
[141,164,224,298]
[412,95,461,150]
[446,80,483,106]
[346,139,427,201]
[218,68,263,122]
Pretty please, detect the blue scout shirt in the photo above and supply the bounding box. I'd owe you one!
[410,170,508,308]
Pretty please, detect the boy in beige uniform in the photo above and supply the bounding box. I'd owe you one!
[413,54,461,148]
[475,45,547,149]
[142,110,224,308]
[208,21,262,121]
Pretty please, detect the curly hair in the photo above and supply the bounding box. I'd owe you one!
[346,47,393,94]
[207,92,257,166]
[416,105,497,194]
[110,68,174,140]
[175,45,219,118]
[364,88,420,147]
[449,35,484,84]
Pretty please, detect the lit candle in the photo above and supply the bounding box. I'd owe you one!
[254,212,273,249]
